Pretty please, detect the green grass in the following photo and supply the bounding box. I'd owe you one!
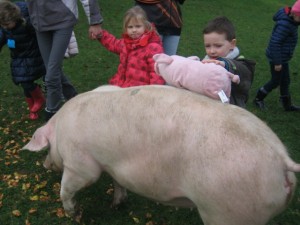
[0,0,300,224]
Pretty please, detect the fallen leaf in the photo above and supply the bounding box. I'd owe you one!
[132,217,140,224]
[25,219,31,225]
[29,208,37,214]
[12,210,21,217]
[29,195,39,201]
[56,208,65,218]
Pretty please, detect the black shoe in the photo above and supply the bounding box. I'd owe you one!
[45,108,56,121]
[253,99,266,110]
[280,95,300,112]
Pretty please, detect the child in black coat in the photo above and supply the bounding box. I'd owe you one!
[0,1,45,120]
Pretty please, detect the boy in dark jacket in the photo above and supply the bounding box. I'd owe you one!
[254,1,300,111]
[0,1,45,120]
[202,16,256,108]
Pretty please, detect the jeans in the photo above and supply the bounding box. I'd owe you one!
[36,26,77,112]
[160,35,180,56]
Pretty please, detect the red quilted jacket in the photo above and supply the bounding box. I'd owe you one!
[99,28,165,87]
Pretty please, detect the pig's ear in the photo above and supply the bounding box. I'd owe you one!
[21,126,50,152]
[153,53,173,64]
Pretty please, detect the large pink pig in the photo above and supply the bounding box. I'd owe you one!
[22,85,300,225]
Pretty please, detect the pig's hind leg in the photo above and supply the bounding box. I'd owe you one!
[60,168,101,220]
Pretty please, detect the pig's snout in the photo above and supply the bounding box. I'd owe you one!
[43,155,60,171]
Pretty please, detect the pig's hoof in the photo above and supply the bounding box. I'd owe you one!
[111,197,127,209]
[73,205,83,223]
[65,206,83,223]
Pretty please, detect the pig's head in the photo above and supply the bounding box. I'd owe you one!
[153,53,174,76]
[22,122,63,172]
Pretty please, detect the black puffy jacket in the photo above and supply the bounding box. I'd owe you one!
[0,2,45,85]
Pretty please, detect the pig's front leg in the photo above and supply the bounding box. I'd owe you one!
[60,168,101,220]
[112,179,127,207]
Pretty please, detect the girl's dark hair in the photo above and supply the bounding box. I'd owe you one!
[0,1,22,26]
[203,16,236,41]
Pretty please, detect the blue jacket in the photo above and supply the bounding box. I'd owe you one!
[266,7,300,64]
[0,2,45,85]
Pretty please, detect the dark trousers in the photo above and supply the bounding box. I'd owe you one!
[20,82,37,98]
[263,62,290,96]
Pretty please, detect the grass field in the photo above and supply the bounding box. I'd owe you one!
[0,0,300,224]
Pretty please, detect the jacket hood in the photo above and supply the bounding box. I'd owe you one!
[273,7,297,24]
[122,25,162,50]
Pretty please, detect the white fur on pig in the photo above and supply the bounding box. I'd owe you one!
[22,85,300,225]
[153,53,240,102]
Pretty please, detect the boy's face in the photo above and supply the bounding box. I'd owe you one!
[203,32,236,59]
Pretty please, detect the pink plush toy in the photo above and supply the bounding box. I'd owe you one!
[153,53,240,103]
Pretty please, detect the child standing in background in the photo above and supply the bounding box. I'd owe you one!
[98,6,165,87]
[202,16,256,108]
[253,1,300,111]
[0,1,45,120]
[134,0,185,56]
[65,31,79,58]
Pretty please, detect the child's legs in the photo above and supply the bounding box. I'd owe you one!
[262,63,282,93]
[36,27,75,112]
[20,82,37,98]
[160,34,180,56]
[278,63,290,96]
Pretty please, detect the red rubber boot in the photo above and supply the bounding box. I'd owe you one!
[30,86,45,113]
[25,98,39,120]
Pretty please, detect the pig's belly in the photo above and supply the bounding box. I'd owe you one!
[160,197,196,208]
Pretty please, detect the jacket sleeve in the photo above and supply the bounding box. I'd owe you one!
[79,0,104,25]
[98,30,124,55]
[0,29,6,51]
[219,57,256,108]
[266,21,291,64]
[146,43,166,85]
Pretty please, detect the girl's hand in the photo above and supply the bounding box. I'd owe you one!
[201,59,225,67]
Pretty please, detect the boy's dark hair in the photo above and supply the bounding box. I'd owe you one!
[202,16,236,41]
[0,1,21,25]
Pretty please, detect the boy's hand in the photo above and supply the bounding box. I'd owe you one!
[202,59,225,67]
[274,64,282,71]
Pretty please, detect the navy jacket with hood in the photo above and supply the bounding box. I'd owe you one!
[0,2,45,85]
[266,7,300,64]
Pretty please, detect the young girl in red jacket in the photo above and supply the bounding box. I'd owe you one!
[98,6,165,87]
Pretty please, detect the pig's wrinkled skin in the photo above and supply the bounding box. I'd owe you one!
[22,85,300,225]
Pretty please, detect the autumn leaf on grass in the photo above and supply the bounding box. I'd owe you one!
[132,217,140,224]
[33,180,47,192]
[22,182,31,191]
[56,208,65,218]
[129,211,140,224]
[25,218,31,225]
[28,208,37,214]
[29,195,39,201]
[0,193,3,208]
[12,210,21,217]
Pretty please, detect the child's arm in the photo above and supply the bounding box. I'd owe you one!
[98,30,123,55]
[146,43,166,85]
